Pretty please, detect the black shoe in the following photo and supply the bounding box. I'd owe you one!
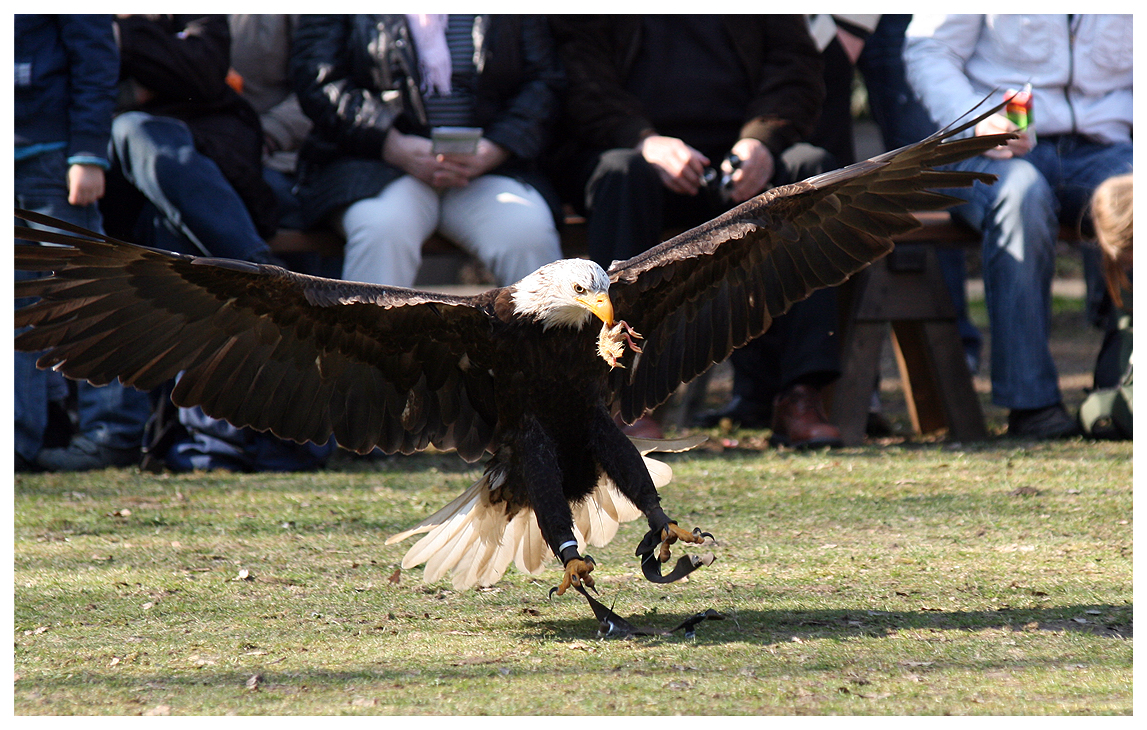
[692,396,771,429]
[1007,403,1082,440]
[866,411,895,437]
[36,436,140,472]
[15,452,42,473]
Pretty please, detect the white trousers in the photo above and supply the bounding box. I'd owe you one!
[338,174,562,287]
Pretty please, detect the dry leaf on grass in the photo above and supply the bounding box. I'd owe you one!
[1009,487,1040,497]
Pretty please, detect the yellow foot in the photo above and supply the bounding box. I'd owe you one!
[659,523,713,563]
[552,556,596,597]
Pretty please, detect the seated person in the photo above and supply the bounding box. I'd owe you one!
[549,14,843,448]
[290,14,565,289]
[105,14,334,472]
[905,14,1133,439]
[100,14,280,264]
[227,14,329,277]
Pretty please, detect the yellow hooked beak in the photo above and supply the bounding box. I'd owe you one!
[579,291,615,326]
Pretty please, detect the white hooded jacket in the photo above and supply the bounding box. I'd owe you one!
[904,14,1132,145]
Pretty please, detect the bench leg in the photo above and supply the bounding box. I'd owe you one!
[891,320,987,442]
[831,321,887,446]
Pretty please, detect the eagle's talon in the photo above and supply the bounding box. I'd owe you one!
[693,527,717,545]
[552,556,596,597]
[619,321,644,353]
[656,522,715,563]
[619,319,643,340]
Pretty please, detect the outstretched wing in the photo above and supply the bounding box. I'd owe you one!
[14,212,503,461]
[605,103,1013,422]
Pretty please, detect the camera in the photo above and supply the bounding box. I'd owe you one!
[700,153,741,208]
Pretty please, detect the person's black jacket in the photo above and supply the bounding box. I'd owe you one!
[548,15,825,159]
[290,14,566,229]
[115,14,279,238]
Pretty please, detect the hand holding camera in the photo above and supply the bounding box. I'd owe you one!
[637,135,710,196]
[725,137,774,203]
[700,137,776,207]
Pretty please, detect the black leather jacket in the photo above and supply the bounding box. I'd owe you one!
[290,14,566,228]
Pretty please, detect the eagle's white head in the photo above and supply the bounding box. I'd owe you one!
[510,259,614,331]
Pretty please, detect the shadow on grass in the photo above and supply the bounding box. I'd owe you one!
[521,602,1133,644]
[14,604,1132,713]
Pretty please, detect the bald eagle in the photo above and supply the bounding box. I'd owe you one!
[13,107,1012,595]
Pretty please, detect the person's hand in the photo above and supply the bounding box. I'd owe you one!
[383,129,467,188]
[727,138,775,203]
[67,164,105,207]
[128,79,154,106]
[976,113,1034,159]
[637,135,709,196]
[436,138,510,181]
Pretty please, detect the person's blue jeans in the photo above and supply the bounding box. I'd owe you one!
[166,404,333,473]
[108,111,273,261]
[15,149,152,460]
[943,135,1132,410]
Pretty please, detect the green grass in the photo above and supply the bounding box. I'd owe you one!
[14,438,1132,715]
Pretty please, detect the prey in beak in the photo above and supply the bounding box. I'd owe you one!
[597,318,644,369]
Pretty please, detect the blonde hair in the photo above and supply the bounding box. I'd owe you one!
[1090,173,1133,310]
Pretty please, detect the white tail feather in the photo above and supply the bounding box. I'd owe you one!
[514,510,548,575]
[384,437,697,589]
[642,454,674,491]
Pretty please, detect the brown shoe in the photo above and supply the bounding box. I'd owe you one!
[769,384,843,449]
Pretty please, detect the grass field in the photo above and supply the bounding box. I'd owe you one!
[14,434,1132,715]
[13,272,1132,715]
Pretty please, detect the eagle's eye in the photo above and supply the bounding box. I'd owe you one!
[573,283,587,295]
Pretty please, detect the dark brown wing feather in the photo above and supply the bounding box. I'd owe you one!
[606,103,1015,422]
[14,211,503,461]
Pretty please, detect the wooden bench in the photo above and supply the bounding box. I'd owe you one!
[830,211,985,445]
[831,211,1086,445]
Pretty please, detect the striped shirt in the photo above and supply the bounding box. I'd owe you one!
[423,14,479,129]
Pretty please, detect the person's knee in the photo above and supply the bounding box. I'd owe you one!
[110,111,150,143]
[587,148,659,205]
[112,112,191,148]
[993,160,1054,213]
[471,207,561,283]
[341,194,430,270]
[111,113,197,186]
[479,211,560,259]
[343,210,423,253]
[595,148,650,175]
[778,143,837,183]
